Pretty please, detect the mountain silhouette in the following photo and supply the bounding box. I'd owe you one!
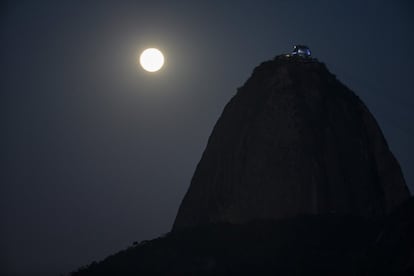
[71,54,412,275]
[173,55,409,230]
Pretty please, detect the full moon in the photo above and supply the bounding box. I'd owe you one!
[139,48,164,72]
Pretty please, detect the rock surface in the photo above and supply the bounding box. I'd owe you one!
[173,56,410,230]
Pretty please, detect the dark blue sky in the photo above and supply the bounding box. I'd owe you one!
[2,1,413,275]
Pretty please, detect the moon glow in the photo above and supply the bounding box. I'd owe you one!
[139,48,164,72]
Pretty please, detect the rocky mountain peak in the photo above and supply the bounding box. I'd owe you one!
[173,55,410,231]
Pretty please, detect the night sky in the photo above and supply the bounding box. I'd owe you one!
[2,1,413,275]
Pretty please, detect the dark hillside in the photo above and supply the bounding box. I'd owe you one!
[72,199,414,275]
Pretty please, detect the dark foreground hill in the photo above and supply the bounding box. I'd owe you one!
[72,197,414,275]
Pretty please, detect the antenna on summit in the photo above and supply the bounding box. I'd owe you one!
[292,45,311,57]
[284,45,312,59]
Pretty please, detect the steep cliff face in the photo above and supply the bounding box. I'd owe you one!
[173,56,410,230]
